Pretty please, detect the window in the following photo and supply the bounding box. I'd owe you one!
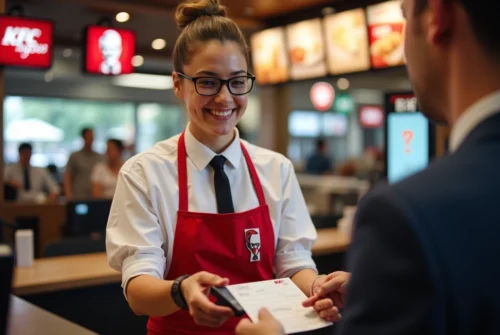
[4,96,135,167]
[136,103,186,153]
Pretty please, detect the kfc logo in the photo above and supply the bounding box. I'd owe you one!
[1,26,49,59]
[245,229,261,262]
[99,29,122,75]
[0,16,53,69]
[84,25,135,75]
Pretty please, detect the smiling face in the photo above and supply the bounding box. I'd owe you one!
[173,40,249,144]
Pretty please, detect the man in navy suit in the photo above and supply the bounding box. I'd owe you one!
[236,0,500,334]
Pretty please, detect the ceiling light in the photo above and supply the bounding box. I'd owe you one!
[152,38,166,50]
[112,74,173,90]
[116,12,130,23]
[322,7,335,16]
[63,48,72,58]
[337,78,350,90]
[131,55,144,67]
[44,72,54,83]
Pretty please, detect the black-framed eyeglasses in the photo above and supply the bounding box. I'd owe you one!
[177,72,256,96]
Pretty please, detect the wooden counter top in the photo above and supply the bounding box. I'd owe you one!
[8,295,98,335]
[12,229,350,295]
[312,228,351,256]
[12,252,120,295]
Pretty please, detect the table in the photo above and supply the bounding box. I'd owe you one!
[12,252,120,295]
[7,295,97,335]
[312,228,350,256]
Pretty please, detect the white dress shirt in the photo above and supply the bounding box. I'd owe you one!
[106,126,318,295]
[450,90,500,152]
[91,162,118,198]
[4,163,60,202]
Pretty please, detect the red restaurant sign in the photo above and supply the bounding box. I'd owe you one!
[0,16,53,69]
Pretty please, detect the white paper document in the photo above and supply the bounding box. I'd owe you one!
[226,278,332,334]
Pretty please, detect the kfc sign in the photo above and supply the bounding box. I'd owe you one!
[0,16,53,69]
[360,106,384,128]
[83,25,136,75]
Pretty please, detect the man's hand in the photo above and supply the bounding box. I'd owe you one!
[235,308,284,335]
[302,271,350,321]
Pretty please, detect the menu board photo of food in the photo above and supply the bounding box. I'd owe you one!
[250,27,289,85]
[286,18,328,80]
[367,0,406,69]
[323,8,370,75]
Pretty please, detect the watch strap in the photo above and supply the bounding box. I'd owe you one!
[171,274,190,310]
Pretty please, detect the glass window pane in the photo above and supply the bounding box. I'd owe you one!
[136,103,186,153]
[3,96,135,168]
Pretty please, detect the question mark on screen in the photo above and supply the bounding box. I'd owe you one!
[402,130,414,153]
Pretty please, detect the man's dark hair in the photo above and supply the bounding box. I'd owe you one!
[107,138,125,152]
[414,0,500,56]
[18,142,32,153]
[81,127,93,138]
[316,139,326,150]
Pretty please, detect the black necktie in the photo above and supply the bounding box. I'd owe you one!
[210,156,234,214]
[23,167,31,191]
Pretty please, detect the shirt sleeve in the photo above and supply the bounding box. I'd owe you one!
[274,160,318,278]
[90,163,102,184]
[106,162,167,299]
[65,153,76,174]
[42,169,60,194]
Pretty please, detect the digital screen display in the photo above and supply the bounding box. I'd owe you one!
[387,111,429,183]
[0,15,53,69]
[83,25,136,75]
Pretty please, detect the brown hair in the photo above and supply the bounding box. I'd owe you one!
[414,0,500,56]
[173,0,249,72]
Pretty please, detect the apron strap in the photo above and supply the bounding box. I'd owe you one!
[178,132,189,212]
[177,131,267,210]
[240,143,267,207]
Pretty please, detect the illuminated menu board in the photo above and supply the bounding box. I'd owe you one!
[323,8,370,75]
[250,27,289,85]
[285,18,328,80]
[367,1,405,69]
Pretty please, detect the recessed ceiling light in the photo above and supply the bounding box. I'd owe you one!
[63,48,72,58]
[132,55,144,67]
[337,78,350,90]
[152,38,166,50]
[44,72,54,83]
[322,7,335,16]
[116,12,130,23]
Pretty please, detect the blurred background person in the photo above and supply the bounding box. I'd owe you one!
[3,142,60,203]
[91,139,125,199]
[305,138,333,175]
[64,127,103,200]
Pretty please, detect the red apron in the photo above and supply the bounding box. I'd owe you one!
[147,132,275,335]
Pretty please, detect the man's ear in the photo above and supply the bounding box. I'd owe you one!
[172,72,183,99]
[427,0,453,45]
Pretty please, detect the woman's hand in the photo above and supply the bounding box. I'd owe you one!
[302,271,351,323]
[181,271,235,327]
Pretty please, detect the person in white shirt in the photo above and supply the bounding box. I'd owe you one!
[3,143,60,203]
[105,1,339,334]
[91,139,124,199]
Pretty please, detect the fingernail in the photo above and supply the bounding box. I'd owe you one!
[314,287,321,294]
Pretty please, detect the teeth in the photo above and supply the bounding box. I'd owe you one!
[209,109,233,117]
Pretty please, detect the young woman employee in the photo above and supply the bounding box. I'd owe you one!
[106,0,340,334]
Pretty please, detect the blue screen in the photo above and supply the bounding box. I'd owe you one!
[387,112,429,183]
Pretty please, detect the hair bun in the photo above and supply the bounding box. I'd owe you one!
[176,0,228,29]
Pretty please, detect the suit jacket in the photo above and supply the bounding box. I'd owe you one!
[337,112,500,335]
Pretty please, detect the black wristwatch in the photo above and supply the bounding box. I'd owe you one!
[171,274,190,310]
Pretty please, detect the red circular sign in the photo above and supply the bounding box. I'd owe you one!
[310,82,335,111]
